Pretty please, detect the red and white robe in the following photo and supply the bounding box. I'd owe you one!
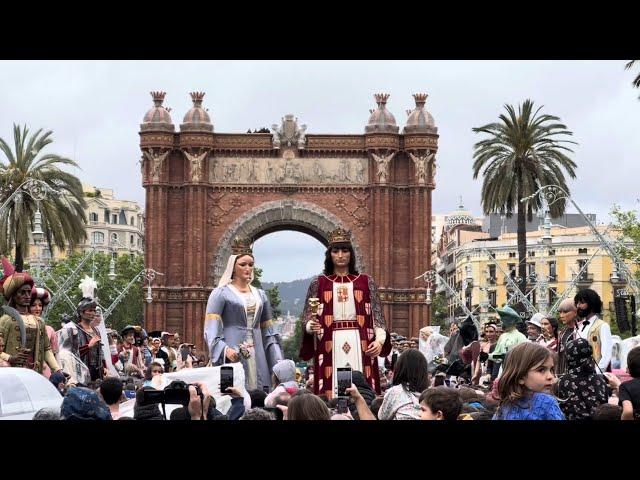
[299,273,391,398]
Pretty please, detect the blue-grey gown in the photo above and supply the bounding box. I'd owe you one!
[204,284,283,391]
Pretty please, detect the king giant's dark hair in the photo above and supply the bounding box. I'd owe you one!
[574,288,603,315]
[323,243,359,275]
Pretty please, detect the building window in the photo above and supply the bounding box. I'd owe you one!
[548,249,556,256]
[528,251,535,257]
[508,263,516,278]
[92,232,104,244]
[104,210,110,223]
[130,235,134,245]
[131,217,135,226]
[489,290,497,307]
[549,261,557,281]
[577,259,588,278]
[528,263,536,278]
[111,233,118,244]
[90,212,98,222]
[112,214,118,224]
[578,248,588,255]
[508,252,516,258]
[119,211,127,225]
[488,265,496,284]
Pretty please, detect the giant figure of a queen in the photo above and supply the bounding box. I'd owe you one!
[204,238,283,391]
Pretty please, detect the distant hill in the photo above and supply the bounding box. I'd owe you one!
[263,276,316,317]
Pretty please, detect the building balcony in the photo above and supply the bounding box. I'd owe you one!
[573,273,594,288]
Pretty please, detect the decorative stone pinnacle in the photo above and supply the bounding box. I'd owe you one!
[413,93,428,107]
[151,91,166,107]
[190,91,205,106]
[374,93,390,106]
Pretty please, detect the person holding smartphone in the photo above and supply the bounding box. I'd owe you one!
[299,228,391,398]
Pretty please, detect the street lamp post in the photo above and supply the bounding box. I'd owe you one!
[101,267,164,321]
[417,269,480,334]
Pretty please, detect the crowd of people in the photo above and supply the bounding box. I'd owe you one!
[15,287,640,421]
[2,228,640,421]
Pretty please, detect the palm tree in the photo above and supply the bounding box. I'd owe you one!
[625,61,640,98]
[0,124,87,271]
[472,100,577,295]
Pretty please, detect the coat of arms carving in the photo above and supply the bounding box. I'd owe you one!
[271,114,307,149]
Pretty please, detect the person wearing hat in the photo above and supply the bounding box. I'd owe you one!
[488,306,527,380]
[299,228,391,397]
[0,257,62,375]
[118,325,145,377]
[525,313,544,341]
[29,286,60,379]
[204,237,283,391]
[60,386,112,421]
[58,294,106,382]
[160,332,178,372]
[147,331,170,371]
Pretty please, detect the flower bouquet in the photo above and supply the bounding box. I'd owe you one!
[238,342,253,359]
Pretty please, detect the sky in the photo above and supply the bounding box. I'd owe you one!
[1,60,638,282]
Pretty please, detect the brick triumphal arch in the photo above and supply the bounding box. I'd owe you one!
[140,91,438,346]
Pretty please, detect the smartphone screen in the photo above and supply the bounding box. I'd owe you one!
[220,366,234,393]
[337,367,352,397]
[337,397,349,414]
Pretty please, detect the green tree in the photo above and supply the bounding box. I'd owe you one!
[429,292,448,329]
[42,252,144,333]
[282,314,303,362]
[0,124,87,271]
[625,61,640,99]
[252,266,281,318]
[473,100,577,294]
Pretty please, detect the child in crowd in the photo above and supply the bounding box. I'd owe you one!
[492,342,565,420]
[618,346,640,420]
[419,386,462,421]
[592,404,622,421]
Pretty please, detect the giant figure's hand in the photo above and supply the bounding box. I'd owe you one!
[225,348,240,362]
[365,341,382,357]
[307,319,322,333]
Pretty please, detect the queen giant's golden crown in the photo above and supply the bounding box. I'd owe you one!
[231,237,253,256]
